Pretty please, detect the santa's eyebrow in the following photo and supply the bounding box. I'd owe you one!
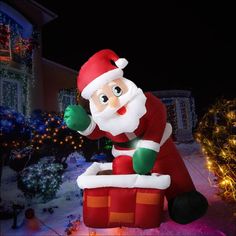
[96,89,103,96]
[108,81,116,86]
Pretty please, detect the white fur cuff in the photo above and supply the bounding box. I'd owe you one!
[136,140,160,152]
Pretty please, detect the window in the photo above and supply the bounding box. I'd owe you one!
[161,98,178,135]
[0,78,22,112]
[0,24,11,61]
[179,98,191,130]
[58,89,77,112]
[0,8,34,72]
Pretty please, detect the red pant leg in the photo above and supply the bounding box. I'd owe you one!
[152,138,195,200]
[112,155,135,174]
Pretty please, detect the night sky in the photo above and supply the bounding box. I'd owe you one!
[36,0,235,117]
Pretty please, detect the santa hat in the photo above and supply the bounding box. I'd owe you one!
[77,49,128,99]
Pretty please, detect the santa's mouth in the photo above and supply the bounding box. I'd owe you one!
[116,106,127,115]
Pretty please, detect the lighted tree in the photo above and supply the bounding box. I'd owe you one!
[0,107,31,167]
[30,110,84,168]
[18,159,63,202]
[195,98,236,202]
[0,106,31,151]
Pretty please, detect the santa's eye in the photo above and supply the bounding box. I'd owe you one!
[112,86,123,97]
[99,94,109,104]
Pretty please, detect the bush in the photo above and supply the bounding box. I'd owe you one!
[195,98,236,202]
[30,110,84,166]
[0,106,31,155]
[8,146,40,172]
[17,160,63,201]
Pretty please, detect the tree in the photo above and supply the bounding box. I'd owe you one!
[30,110,84,168]
[195,98,236,202]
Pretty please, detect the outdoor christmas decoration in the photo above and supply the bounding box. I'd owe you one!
[17,160,63,202]
[25,208,35,219]
[0,10,39,116]
[30,110,84,167]
[0,10,39,68]
[0,24,10,48]
[0,67,32,115]
[14,37,32,56]
[77,162,170,228]
[58,88,78,113]
[8,146,38,172]
[65,214,81,235]
[195,98,236,202]
[64,49,208,226]
[24,208,40,231]
[0,106,31,152]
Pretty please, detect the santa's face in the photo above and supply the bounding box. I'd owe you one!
[89,78,147,136]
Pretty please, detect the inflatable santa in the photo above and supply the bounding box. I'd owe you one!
[64,49,208,224]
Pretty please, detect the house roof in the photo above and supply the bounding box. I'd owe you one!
[152,90,192,98]
[29,0,57,24]
[2,0,57,26]
[42,58,78,75]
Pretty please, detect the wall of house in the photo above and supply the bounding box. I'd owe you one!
[28,48,44,113]
[41,59,77,112]
[0,0,57,115]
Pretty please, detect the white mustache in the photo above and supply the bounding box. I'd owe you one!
[92,88,142,119]
[90,80,147,136]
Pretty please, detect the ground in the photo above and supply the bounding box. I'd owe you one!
[0,142,236,236]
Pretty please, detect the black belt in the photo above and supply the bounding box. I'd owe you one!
[113,135,143,149]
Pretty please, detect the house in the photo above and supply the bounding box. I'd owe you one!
[0,1,197,143]
[152,90,197,142]
[0,0,77,116]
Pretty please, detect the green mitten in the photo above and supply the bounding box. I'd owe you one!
[133,148,157,174]
[64,105,91,131]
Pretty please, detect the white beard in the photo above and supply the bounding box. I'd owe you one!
[89,78,147,136]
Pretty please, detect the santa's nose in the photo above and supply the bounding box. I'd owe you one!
[109,96,120,108]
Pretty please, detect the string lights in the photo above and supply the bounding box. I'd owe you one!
[0,10,40,116]
[31,111,84,159]
[0,106,31,151]
[195,98,236,202]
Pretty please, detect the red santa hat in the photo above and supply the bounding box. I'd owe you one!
[77,49,128,99]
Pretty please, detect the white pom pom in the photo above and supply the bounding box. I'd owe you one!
[115,58,128,69]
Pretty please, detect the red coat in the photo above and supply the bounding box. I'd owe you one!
[81,92,171,152]
[80,92,195,200]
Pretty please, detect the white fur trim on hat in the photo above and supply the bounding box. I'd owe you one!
[81,68,123,99]
[115,58,128,69]
[77,162,171,189]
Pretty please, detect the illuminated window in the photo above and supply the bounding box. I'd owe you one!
[0,6,33,70]
[161,98,178,135]
[58,89,77,112]
[0,78,22,112]
[0,24,11,61]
